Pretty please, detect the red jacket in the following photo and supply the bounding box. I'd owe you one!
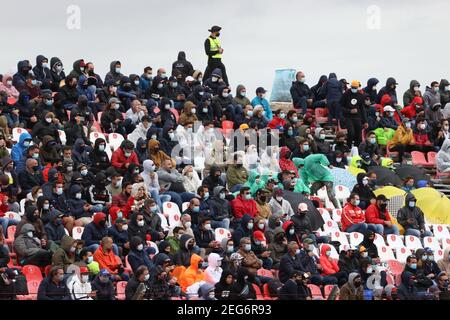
[341,202,366,231]
[111,148,139,171]
[365,203,392,225]
[268,116,286,130]
[413,132,430,147]
[0,193,9,217]
[319,244,340,275]
[111,194,134,217]
[278,146,298,177]
[231,195,259,219]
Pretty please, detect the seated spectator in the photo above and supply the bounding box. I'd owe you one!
[279,270,312,300]
[69,266,94,300]
[13,223,52,267]
[319,244,348,286]
[37,266,70,300]
[437,247,450,275]
[214,271,234,300]
[91,269,116,300]
[340,272,364,300]
[93,236,128,281]
[231,187,258,220]
[397,194,433,238]
[341,193,368,234]
[365,194,400,235]
[178,253,205,292]
[51,235,77,272]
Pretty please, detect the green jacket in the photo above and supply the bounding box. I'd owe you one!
[166,236,181,255]
[51,235,76,272]
[226,164,248,189]
[303,154,333,183]
[373,127,395,146]
[244,170,267,195]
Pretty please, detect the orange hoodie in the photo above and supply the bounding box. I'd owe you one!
[178,254,204,292]
[93,245,122,274]
[319,244,340,276]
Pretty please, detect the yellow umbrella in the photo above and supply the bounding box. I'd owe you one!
[374,186,406,199]
[411,187,442,200]
[347,166,365,177]
[414,194,450,225]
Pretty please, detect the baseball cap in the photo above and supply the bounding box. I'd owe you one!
[376,194,388,202]
[298,203,308,211]
[239,123,249,130]
[79,266,89,274]
[109,97,120,104]
[383,105,395,112]
[424,247,433,254]
[208,25,222,32]
[99,269,110,276]
[361,152,371,163]
[256,87,267,94]
[302,238,314,245]
[185,76,194,82]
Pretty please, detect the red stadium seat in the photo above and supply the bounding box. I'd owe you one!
[307,284,324,300]
[263,283,276,300]
[171,108,179,122]
[314,108,328,124]
[125,256,133,274]
[427,151,437,165]
[22,265,43,282]
[222,120,234,139]
[5,225,16,246]
[257,268,273,279]
[323,284,335,299]
[44,265,52,277]
[17,279,41,300]
[116,281,127,300]
[411,151,431,167]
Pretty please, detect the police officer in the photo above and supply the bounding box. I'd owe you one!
[204,25,229,85]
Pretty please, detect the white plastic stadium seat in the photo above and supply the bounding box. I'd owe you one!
[147,241,159,254]
[58,130,66,145]
[322,220,339,234]
[334,185,350,205]
[73,227,84,240]
[182,202,190,212]
[215,228,232,243]
[332,209,342,223]
[108,133,124,151]
[317,186,328,201]
[349,232,364,247]
[89,131,107,144]
[6,211,21,221]
[318,208,332,222]
[395,246,411,264]
[386,234,404,251]
[433,224,450,240]
[331,230,349,247]
[435,248,444,261]
[12,128,25,142]
[378,245,395,262]
[168,211,182,228]
[423,236,441,252]
[373,233,386,248]
[405,235,423,251]
[441,238,450,249]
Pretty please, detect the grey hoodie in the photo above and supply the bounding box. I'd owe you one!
[13,224,44,259]
[437,139,450,173]
[423,86,443,122]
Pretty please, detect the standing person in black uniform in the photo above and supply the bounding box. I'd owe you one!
[340,80,368,148]
[204,25,229,85]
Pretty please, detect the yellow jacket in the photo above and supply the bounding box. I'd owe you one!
[389,125,415,147]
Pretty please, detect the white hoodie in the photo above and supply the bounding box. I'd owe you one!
[204,253,223,285]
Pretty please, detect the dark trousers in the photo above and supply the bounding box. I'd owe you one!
[327,100,341,126]
[21,250,53,267]
[344,117,363,148]
[204,59,229,85]
[390,144,414,162]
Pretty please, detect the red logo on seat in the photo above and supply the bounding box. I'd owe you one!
[427,238,432,243]
[174,215,179,221]
[335,232,339,237]
[219,229,224,235]
[438,226,443,232]
[382,247,386,252]
[401,248,406,253]
[167,203,172,208]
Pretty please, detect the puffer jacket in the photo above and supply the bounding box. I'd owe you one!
[51,235,76,272]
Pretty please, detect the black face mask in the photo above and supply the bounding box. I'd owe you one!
[354,280,362,287]
[379,203,387,211]
[285,152,292,159]
[187,243,195,250]
[99,220,106,227]
[28,215,38,222]
[259,196,267,202]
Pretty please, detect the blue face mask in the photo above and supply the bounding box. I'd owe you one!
[408,201,416,208]
[410,263,417,270]
[247,111,253,117]
[193,206,200,213]
[203,192,209,200]
[287,130,293,136]
[303,145,310,151]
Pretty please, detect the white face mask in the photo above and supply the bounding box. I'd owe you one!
[81,275,89,283]
[137,244,144,251]
[81,169,88,176]
[184,221,191,229]
[204,223,212,231]
[87,256,94,264]
[27,231,34,238]
[157,83,164,89]
[115,67,121,73]
[361,252,368,258]
[212,76,219,82]
[113,104,120,111]
[165,104,171,110]
[43,203,50,210]
[6,80,12,86]
[137,220,145,227]
[258,223,265,230]
[75,193,82,199]
[67,166,73,172]
[222,92,229,98]
[134,80,140,86]
[168,132,175,140]
[419,124,426,130]
[202,107,208,113]
[99,145,106,152]
[187,127,193,134]
[56,187,63,195]
[413,86,420,92]
[124,152,131,157]
[144,274,150,281]
[191,108,196,114]
[276,196,283,202]
[45,117,52,123]
[121,224,128,231]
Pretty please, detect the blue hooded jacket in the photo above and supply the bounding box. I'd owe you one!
[11,131,32,166]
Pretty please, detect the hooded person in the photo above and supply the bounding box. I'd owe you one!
[178,253,205,292]
[171,51,194,80]
[437,139,450,173]
[32,55,52,84]
[15,205,47,240]
[72,138,91,167]
[243,170,266,196]
[127,236,155,274]
[339,272,364,300]
[351,173,376,210]
[178,101,198,126]
[197,282,216,300]
[67,183,91,222]
[376,77,398,105]
[232,214,254,246]
[397,193,432,238]
[44,209,66,245]
[204,253,223,285]
[81,212,108,249]
[39,135,60,164]
[147,140,174,169]
[49,57,66,91]
[403,80,421,106]
[175,234,196,268]
[310,75,328,106]
[89,138,110,173]
[362,78,379,103]
[423,82,442,123]
[51,235,77,272]
[357,230,379,261]
[13,223,52,267]
[214,270,234,300]
[232,84,251,107]
[398,271,419,300]
[279,146,298,177]
[11,131,32,166]
[314,127,330,155]
[104,60,124,85]
[209,186,232,223]
[0,74,19,99]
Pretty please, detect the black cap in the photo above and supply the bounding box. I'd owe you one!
[256,87,267,94]
[376,194,388,201]
[208,25,222,32]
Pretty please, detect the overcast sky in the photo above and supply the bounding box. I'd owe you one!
[1,0,449,99]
